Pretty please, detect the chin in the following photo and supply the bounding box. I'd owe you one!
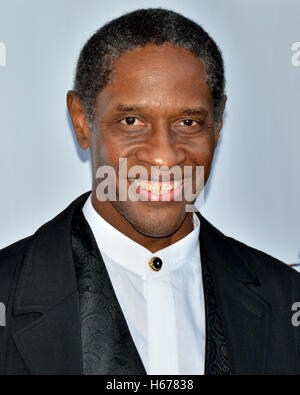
[130,218,183,238]
[112,201,187,238]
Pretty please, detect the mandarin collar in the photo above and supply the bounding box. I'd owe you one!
[82,194,200,280]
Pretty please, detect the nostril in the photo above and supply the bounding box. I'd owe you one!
[136,144,186,168]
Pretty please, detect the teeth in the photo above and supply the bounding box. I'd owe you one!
[133,180,182,194]
[173,180,181,189]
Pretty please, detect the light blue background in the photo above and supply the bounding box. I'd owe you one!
[0,0,299,265]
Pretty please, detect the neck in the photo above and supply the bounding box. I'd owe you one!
[90,193,194,253]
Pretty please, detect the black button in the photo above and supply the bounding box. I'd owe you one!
[149,256,163,272]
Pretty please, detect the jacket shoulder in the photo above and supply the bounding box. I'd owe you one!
[0,192,90,304]
[0,236,33,260]
[199,212,300,285]
[226,234,300,284]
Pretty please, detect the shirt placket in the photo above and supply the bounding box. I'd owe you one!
[146,269,179,375]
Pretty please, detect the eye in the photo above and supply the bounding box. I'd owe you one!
[178,119,199,127]
[120,117,144,126]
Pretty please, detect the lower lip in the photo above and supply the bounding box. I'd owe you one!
[136,182,184,202]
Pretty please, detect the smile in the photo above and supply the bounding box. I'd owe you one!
[129,179,184,201]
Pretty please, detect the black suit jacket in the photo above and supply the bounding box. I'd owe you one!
[1,192,300,375]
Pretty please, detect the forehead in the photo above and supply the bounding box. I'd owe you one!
[95,43,214,116]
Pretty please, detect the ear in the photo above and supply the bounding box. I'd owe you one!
[215,95,227,145]
[67,90,90,150]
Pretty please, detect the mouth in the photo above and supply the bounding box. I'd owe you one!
[129,179,184,202]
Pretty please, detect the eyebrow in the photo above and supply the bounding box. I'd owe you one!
[178,107,208,116]
[116,104,142,112]
[116,104,208,116]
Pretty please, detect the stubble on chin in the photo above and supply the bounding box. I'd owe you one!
[111,200,189,239]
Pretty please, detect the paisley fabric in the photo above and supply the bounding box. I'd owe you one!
[72,206,231,375]
[72,208,146,375]
[202,256,231,375]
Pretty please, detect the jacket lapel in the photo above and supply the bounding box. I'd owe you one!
[11,192,145,375]
[198,213,272,375]
[72,206,147,375]
[13,292,82,375]
[11,194,88,375]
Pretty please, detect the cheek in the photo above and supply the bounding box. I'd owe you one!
[188,136,216,165]
[187,138,216,183]
[92,133,126,169]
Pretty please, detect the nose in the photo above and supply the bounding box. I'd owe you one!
[136,124,186,168]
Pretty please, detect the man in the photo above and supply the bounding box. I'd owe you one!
[1,8,300,375]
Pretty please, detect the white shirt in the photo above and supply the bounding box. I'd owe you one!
[82,195,206,375]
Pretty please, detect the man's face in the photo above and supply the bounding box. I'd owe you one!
[75,44,222,238]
